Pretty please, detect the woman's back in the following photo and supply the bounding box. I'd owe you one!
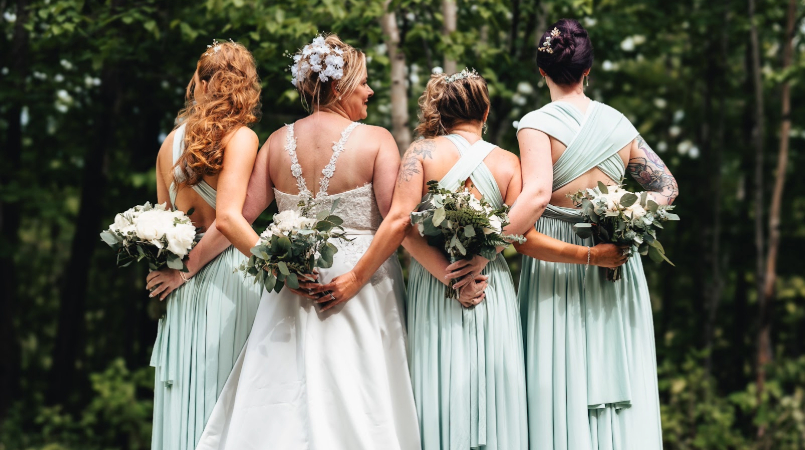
[268,113,385,198]
[414,134,520,204]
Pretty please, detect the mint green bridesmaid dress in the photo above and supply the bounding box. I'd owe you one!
[149,123,261,450]
[407,134,528,450]
[517,101,663,449]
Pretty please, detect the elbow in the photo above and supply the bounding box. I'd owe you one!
[534,189,551,212]
[216,211,237,239]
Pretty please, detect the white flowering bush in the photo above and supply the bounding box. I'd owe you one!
[289,35,345,86]
[100,202,197,271]
[569,181,680,281]
[240,199,349,294]
[410,181,525,299]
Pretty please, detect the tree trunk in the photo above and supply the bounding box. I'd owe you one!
[0,0,29,420]
[46,65,120,406]
[380,1,411,153]
[747,0,767,394]
[703,0,730,376]
[757,0,796,428]
[441,0,457,74]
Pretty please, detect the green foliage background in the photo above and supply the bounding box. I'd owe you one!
[0,0,803,448]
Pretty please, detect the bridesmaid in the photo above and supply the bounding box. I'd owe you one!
[319,69,627,450]
[515,19,678,449]
[144,40,263,450]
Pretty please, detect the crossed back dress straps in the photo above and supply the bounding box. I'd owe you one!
[169,123,218,210]
[440,134,503,209]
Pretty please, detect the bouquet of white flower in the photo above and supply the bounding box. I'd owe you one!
[100,202,197,272]
[410,180,526,299]
[240,199,349,294]
[569,181,680,281]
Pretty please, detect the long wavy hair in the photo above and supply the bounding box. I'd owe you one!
[173,40,262,186]
[415,70,490,138]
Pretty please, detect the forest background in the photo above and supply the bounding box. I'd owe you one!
[0,0,803,448]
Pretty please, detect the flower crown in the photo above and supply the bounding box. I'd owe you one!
[445,67,480,83]
[538,28,561,54]
[289,35,345,87]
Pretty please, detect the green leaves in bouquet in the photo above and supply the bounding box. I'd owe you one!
[574,222,595,240]
[318,242,337,268]
[648,239,675,266]
[619,193,639,208]
[597,181,609,194]
[166,253,188,272]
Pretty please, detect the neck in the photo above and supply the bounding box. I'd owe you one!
[314,105,350,120]
[547,79,586,102]
[448,121,483,138]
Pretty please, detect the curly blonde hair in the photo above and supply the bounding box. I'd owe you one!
[292,34,366,111]
[415,71,490,138]
[174,41,261,186]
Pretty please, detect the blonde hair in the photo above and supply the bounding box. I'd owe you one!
[415,71,490,138]
[174,41,261,186]
[293,34,366,111]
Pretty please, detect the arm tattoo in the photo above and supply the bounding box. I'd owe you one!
[627,136,679,203]
[397,139,436,185]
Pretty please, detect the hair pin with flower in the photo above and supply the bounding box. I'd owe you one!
[289,35,345,87]
[445,67,480,83]
[538,27,561,54]
[203,38,236,57]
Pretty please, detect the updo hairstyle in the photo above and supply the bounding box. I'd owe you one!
[175,40,262,186]
[292,34,366,111]
[416,69,490,138]
[536,18,594,86]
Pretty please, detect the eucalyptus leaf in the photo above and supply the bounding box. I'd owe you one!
[597,181,609,194]
[464,225,476,237]
[277,261,290,275]
[432,207,446,227]
[620,193,638,207]
[286,272,299,289]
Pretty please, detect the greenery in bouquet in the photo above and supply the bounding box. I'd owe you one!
[241,199,349,294]
[411,180,526,298]
[100,202,197,272]
[569,181,680,281]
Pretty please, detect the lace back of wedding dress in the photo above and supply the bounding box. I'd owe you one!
[274,122,391,284]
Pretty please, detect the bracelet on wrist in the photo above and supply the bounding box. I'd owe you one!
[179,271,190,283]
[586,246,591,267]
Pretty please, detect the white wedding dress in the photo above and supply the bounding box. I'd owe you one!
[195,122,421,450]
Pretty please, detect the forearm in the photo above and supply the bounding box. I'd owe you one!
[217,213,260,258]
[351,213,410,285]
[184,221,232,277]
[514,228,589,264]
[401,228,451,287]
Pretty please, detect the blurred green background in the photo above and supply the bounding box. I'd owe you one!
[1,0,803,448]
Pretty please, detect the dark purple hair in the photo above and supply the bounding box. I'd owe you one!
[536,19,593,85]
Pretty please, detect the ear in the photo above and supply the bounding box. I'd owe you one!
[200,79,209,94]
[483,106,490,123]
[332,81,342,100]
[538,68,547,78]
[584,69,591,77]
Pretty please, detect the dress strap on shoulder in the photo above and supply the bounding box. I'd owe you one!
[439,134,503,208]
[319,122,362,196]
[285,123,312,198]
[172,124,187,181]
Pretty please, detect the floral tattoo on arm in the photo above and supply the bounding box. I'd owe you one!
[397,139,436,185]
[627,136,679,204]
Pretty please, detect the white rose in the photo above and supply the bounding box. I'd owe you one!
[624,203,647,219]
[468,197,483,211]
[135,210,168,241]
[166,224,195,257]
[110,213,135,235]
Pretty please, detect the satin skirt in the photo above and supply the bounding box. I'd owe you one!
[150,245,262,450]
[195,234,421,450]
[407,256,528,450]
[518,207,663,450]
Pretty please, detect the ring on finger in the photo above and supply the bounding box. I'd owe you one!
[329,292,336,301]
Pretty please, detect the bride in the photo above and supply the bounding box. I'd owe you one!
[195,34,420,450]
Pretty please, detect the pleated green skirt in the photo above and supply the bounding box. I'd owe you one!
[149,245,261,450]
[518,209,663,450]
[407,256,528,450]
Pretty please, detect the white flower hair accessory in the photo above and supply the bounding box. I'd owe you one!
[445,67,480,83]
[203,38,235,57]
[538,27,561,54]
[289,35,346,87]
